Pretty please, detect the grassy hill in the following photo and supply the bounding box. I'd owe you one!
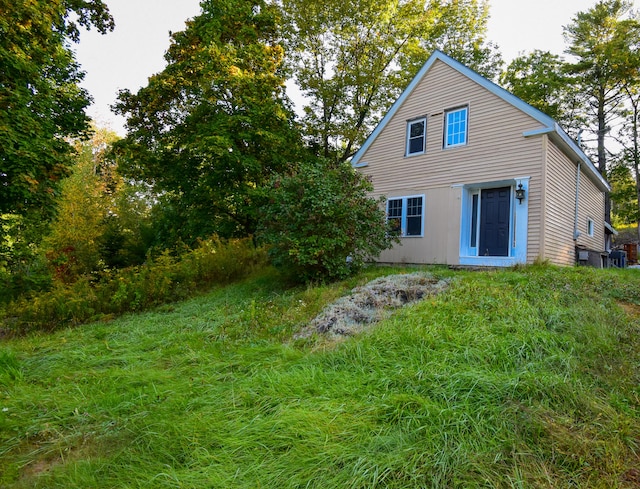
[1,264,640,488]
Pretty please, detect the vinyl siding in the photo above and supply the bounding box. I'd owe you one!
[358,59,548,264]
[358,60,546,192]
[543,142,606,265]
[576,165,606,251]
[377,186,460,264]
[543,142,579,265]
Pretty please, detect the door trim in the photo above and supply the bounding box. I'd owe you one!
[458,177,530,266]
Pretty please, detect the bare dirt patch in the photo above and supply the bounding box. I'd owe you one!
[297,273,450,339]
[619,301,640,318]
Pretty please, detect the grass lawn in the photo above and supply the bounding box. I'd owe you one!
[1,264,640,488]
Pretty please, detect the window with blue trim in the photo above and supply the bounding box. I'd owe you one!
[387,196,424,237]
[406,118,426,155]
[444,106,468,148]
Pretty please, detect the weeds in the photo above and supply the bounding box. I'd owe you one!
[1,265,640,488]
[0,236,266,334]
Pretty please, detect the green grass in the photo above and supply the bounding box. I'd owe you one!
[1,264,640,488]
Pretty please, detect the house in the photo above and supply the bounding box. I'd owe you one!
[352,50,613,267]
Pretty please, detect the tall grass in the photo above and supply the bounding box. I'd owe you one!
[0,236,265,334]
[1,265,639,488]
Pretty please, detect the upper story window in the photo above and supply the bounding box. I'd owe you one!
[406,118,426,156]
[444,106,468,148]
[587,218,594,237]
[387,195,424,237]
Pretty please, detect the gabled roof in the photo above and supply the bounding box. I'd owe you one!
[351,50,610,192]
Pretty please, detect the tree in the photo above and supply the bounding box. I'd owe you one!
[282,0,501,162]
[608,159,639,226]
[563,0,640,174]
[615,70,640,238]
[113,0,302,245]
[500,50,583,134]
[412,0,502,80]
[43,126,118,281]
[259,159,396,282]
[0,0,114,234]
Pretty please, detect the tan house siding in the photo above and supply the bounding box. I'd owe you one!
[534,135,549,262]
[544,142,579,265]
[543,142,606,265]
[358,60,548,194]
[377,186,461,264]
[576,167,606,251]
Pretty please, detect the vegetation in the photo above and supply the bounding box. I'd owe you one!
[499,50,579,128]
[3,5,640,485]
[258,159,396,282]
[1,264,640,488]
[502,1,640,231]
[0,0,113,257]
[112,0,304,243]
[0,237,265,334]
[282,0,501,162]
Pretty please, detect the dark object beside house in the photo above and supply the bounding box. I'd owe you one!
[609,250,627,268]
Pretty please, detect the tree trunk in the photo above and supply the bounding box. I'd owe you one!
[597,85,607,175]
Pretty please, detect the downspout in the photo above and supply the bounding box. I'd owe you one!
[574,161,581,241]
[574,129,583,242]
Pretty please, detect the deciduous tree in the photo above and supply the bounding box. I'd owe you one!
[113,0,302,245]
[500,50,583,135]
[282,0,501,162]
[0,0,113,232]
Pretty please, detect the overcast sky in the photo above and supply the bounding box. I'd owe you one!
[74,0,639,135]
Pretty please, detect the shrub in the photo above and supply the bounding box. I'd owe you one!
[258,159,397,283]
[0,237,267,333]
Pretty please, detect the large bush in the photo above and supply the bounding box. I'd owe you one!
[259,159,396,282]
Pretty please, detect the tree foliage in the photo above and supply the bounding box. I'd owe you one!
[563,0,640,174]
[41,126,144,282]
[259,159,396,282]
[282,0,501,162]
[113,0,303,245]
[609,160,639,226]
[0,0,114,229]
[500,50,582,133]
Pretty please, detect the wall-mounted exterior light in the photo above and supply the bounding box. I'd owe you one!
[515,182,525,204]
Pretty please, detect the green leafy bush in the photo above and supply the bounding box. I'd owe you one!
[1,237,266,333]
[259,159,397,282]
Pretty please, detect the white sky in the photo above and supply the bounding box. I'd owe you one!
[74,0,639,135]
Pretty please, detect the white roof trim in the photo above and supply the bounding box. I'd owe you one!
[351,50,610,192]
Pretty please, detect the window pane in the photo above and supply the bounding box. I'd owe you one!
[445,108,467,147]
[388,199,402,234]
[470,193,478,247]
[410,121,424,138]
[406,197,422,236]
[407,120,425,154]
[409,137,424,154]
[406,216,421,236]
[387,199,402,218]
[407,197,422,217]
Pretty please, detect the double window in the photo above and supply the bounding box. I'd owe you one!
[387,195,424,237]
[406,118,426,156]
[444,106,468,148]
